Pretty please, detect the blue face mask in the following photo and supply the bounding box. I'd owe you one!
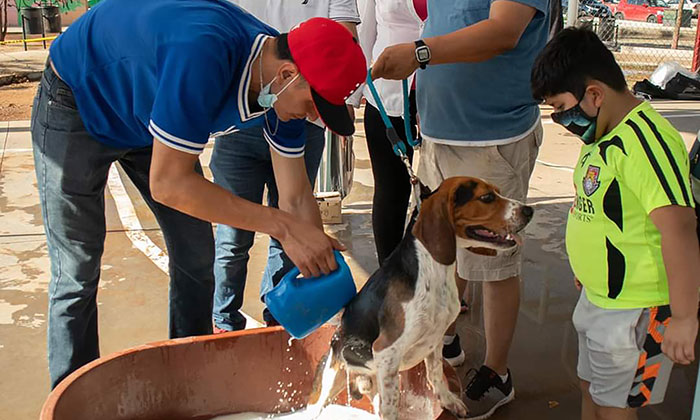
[257,74,300,109]
[551,102,598,145]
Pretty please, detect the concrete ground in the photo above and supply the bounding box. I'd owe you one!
[1,101,699,419]
[0,50,48,84]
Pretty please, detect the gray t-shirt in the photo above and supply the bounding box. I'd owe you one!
[417,0,549,145]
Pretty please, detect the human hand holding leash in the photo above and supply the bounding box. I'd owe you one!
[371,42,420,81]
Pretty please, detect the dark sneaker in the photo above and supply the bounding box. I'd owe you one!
[442,334,466,367]
[464,366,515,419]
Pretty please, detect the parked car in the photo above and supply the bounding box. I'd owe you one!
[666,0,698,17]
[605,0,667,23]
[563,0,614,17]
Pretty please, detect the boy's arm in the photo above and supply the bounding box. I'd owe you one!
[650,205,700,365]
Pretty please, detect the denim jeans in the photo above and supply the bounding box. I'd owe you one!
[31,65,215,388]
[210,122,325,331]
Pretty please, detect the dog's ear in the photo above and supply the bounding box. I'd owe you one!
[412,189,456,265]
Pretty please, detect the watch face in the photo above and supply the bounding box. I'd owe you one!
[417,47,430,62]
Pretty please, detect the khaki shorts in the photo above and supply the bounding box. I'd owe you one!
[573,290,673,408]
[417,122,542,281]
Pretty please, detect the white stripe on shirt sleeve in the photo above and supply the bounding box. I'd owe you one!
[149,121,207,150]
[148,123,205,155]
[263,130,305,158]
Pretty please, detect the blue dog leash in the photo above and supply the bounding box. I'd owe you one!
[364,72,421,156]
[365,70,423,207]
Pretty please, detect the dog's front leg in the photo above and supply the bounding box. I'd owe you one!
[374,348,401,420]
[425,347,468,419]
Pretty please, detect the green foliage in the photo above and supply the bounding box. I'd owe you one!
[14,0,102,13]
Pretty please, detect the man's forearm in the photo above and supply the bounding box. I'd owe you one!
[279,190,324,230]
[424,20,518,64]
[151,167,292,241]
[425,1,536,65]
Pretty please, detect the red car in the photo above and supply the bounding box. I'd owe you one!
[604,0,667,22]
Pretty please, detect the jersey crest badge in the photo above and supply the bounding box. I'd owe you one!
[583,165,601,196]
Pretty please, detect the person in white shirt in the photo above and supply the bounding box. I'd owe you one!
[212,0,360,332]
[352,0,424,264]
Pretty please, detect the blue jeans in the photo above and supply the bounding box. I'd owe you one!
[210,123,325,331]
[31,65,215,388]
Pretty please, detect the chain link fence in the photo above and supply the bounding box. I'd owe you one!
[569,0,699,84]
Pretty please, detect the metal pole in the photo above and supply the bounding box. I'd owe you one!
[671,0,685,49]
[20,13,27,52]
[317,129,332,193]
[567,0,580,27]
[40,7,46,50]
[692,14,700,71]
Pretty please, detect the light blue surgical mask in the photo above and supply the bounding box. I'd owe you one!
[257,77,278,108]
[257,53,300,109]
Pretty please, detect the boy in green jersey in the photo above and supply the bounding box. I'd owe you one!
[532,28,700,420]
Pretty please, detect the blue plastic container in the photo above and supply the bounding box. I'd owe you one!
[265,251,356,339]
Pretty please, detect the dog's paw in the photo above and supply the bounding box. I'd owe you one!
[439,391,468,419]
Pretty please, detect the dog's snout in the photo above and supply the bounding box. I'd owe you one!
[521,205,534,219]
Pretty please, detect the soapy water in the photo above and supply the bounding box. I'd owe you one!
[210,388,434,420]
[244,337,434,420]
[210,404,379,420]
[210,390,433,420]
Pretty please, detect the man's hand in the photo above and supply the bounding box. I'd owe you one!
[278,220,346,278]
[371,42,419,81]
[574,277,582,291]
[662,316,698,365]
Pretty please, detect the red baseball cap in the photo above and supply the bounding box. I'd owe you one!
[288,18,367,136]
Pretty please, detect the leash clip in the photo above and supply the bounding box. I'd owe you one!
[387,128,408,157]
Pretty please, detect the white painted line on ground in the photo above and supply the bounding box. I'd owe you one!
[3,148,33,154]
[659,113,700,119]
[106,165,263,329]
[536,159,575,172]
[529,197,576,206]
[107,165,170,272]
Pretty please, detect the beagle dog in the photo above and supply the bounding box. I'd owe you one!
[307,176,534,420]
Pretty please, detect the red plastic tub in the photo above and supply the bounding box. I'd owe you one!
[41,326,461,419]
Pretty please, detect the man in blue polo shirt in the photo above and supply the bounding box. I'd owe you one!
[372,0,549,418]
[33,0,366,388]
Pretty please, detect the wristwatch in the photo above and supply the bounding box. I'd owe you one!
[414,40,431,69]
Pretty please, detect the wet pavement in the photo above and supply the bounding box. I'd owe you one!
[1,101,699,419]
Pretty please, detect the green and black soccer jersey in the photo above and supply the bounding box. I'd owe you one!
[566,101,694,309]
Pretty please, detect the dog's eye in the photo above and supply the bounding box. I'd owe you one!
[479,193,496,203]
